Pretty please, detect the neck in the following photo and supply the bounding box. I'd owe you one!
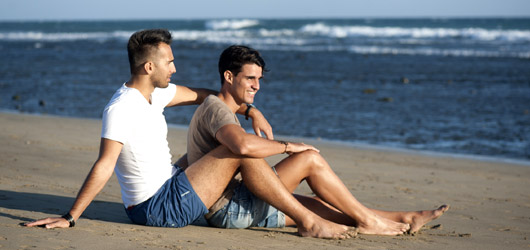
[217,89,241,113]
[126,74,155,103]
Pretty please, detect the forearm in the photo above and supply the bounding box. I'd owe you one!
[68,161,114,220]
[168,86,218,107]
[236,104,274,139]
[191,88,218,104]
[229,134,287,158]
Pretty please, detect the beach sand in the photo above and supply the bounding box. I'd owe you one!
[1,112,529,249]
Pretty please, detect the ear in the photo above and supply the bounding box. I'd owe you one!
[144,61,154,74]
[223,70,234,85]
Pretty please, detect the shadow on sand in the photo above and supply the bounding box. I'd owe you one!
[0,189,130,225]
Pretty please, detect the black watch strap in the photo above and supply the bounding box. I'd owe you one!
[245,103,256,120]
[62,213,76,227]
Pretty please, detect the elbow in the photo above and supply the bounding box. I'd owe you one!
[230,142,251,156]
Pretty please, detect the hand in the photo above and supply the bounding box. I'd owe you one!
[249,108,274,140]
[24,217,70,229]
[286,142,320,154]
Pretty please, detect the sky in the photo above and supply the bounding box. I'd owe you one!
[1,0,529,21]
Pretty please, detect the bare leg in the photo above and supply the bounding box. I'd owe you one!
[289,195,448,234]
[239,157,359,239]
[275,150,410,235]
[185,146,355,239]
[184,146,242,208]
[285,195,354,226]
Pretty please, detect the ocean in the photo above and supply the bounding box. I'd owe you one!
[0,18,529,161]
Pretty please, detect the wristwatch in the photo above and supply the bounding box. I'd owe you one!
[245,103,256,120]
[62,213,76,227]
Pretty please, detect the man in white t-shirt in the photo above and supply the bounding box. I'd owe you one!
[25,29,357,239]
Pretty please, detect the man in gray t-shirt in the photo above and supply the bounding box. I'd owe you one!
[186,45,449,235]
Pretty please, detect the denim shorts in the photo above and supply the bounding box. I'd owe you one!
[125,166,208,228]
[207,181,286,229]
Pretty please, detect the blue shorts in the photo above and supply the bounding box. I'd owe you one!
[125,166,208,228]
[207,182,286,229]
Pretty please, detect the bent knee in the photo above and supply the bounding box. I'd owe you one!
[297,150,327,167]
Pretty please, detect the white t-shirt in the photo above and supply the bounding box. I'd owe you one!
[101,83,177,208]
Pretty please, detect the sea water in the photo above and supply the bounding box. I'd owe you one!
[0,18,529,160]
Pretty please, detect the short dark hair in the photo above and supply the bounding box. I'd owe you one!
[127,29,172,74]
[218,45,267,85]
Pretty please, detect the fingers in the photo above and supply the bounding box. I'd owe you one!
[24,217,69,229]
[45,219,69,229]
[252,125,274,140]
[263,128,274,140]
[288,142,320,154]
[252,126,263,138]
[299,142,319,153]
[307,145,320,153]
[24,217,54,227]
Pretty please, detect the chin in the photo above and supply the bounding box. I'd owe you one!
[245,96,256,103]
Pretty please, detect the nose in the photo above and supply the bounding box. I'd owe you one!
[253,79,260,91]
[170,62,176,74]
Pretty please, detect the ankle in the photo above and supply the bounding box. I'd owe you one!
[296,214,318,230]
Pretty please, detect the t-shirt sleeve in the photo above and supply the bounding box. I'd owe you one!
[153,83,177,108]
[101,103,133,144]
[205,100,239,138]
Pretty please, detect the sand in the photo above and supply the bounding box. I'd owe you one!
[1,111,529,250]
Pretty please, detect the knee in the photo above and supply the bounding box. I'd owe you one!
[298,150,327,169]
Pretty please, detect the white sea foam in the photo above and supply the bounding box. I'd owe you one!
[205,19,259,30]
[0,31,132,41]
[2,24,529,59]
[170,29,248,41]
[300,22,530,41]
[347,45,530,58]
[2,24,529,43]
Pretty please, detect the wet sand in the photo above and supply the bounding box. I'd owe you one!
[1,112,529,249]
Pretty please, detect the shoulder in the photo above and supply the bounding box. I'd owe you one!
[103,85,144,119]
[198,95,234,118]
[107,84,141,105]
[202,95,227,110]
[152,83,177,106]
[153,83,177,97]
[202,96,239,126]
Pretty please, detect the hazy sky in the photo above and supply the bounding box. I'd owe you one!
[1,0,529,21]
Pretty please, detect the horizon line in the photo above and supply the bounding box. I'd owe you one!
[1,15,530,22]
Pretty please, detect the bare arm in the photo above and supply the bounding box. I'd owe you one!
[25,138,122,228]
[216,124,318,158]
[235,105,274,139]
[166,85,217,107]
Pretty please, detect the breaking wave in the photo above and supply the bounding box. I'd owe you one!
[1,20,529,59]
[205,19,259,30]
[300,22,530,41]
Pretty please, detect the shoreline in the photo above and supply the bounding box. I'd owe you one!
[1,111,529,249]
[270,133,530,168]
[4,109,529,167]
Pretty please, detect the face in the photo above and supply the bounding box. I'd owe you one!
[149,43,176,88]
[229,63,262,105]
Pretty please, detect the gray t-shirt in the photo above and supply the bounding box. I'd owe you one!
[186,95,241,217]
[187,95,240,164]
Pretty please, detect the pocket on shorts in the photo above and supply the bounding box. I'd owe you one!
[225,193,254,228]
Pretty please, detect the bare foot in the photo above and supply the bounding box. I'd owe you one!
[357,214,410,236]
[407,204,450,233]
[297,216,357,239]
